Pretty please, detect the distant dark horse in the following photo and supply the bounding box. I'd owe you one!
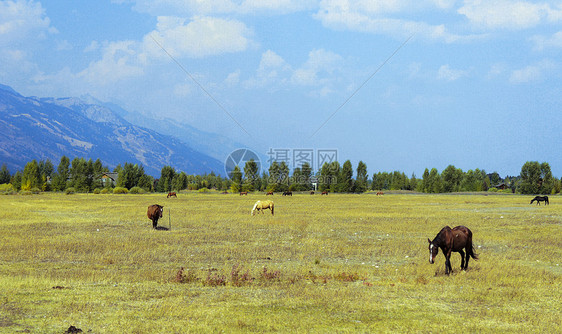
[310,191,315,195]
[530,196,549,205]
[282,191,292,196]
[428,226,478,275]
[167,192,177,198]
[266,191,274,195]
[321,191,328,195]
[240,192,248,196]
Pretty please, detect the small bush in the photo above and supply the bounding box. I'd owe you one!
[129,186,146,194]
[0,184,14,194]
[65,187,76,195]
[204,271,227,287]
[100,188,112,194]
[198,187,210,193]
[113,187,128,194]
[93,188,101,194]
[173,267,199,284]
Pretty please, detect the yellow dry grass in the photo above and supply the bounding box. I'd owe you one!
[0,192,560,333]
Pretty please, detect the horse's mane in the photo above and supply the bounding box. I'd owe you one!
[431,226,451,246]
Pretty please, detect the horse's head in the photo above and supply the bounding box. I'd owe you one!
[158,205,164,217]
[428,239,438,264]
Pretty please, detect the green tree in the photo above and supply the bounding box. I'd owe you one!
[520,161,553,194]
[173,172,188,191]
[354,161,368,193]
[11,171,22,191]
[158,166,176,192]
[230,165,242,193]
[421,168,430,193]
[489,172,501,186]
[423,168,442,193]
[442,165,463,193]
[243,159,259,191]
[319,162,334,192]
[22,160,41,191]
[69,158,95,192]
[0,164,11,184]
[52,156,70,191]
[338,160,353,193]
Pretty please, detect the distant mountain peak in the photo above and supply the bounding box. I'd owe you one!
[0,85,224,176]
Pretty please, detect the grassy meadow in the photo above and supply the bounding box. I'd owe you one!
[0,191,560,333]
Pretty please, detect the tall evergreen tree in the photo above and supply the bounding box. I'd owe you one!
[243,159,259,191]
[0,164,11,184]
[230,165,242,193]
[338,160,353,193]
[354,161,368,193]
[158,166,176,192]
[52,156,70,191]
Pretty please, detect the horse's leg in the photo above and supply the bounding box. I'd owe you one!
[458,250,466,270]
[464,248,470,270]
[153,219,157,229]
[444,252,451,275]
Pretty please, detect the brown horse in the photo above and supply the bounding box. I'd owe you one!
[310,191,315,195]
[240,191,248,195]
[376,191,384,196]
[282,191,292,196]
[147,204,164,229]
[167,192,177,198]
[428,226,478,275]
[321,191,328,195]
[266,191,274,195]
[251,200,274,216]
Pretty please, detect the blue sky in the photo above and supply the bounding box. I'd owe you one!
[1,0,561,177]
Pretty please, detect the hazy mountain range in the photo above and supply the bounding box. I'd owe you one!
[0,84,243,177]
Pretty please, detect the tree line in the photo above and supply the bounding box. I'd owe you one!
[1,156,560,195]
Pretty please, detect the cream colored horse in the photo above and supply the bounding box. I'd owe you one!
[251,200,274,216]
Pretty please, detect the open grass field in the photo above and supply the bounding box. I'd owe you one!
[0,192,560,333]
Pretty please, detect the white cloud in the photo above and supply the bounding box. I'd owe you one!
[291,49,343,86]
[0,0,56,85]
[314,0,468,43]
[509,60,557,83]
[0,0,56,45]
[127,0,316,16]
[244,50,292,88]
[77,41,144,86]
[437,64,469,81]
[531,31,562,51]
[458,0,562,30]
[145,16,255,59]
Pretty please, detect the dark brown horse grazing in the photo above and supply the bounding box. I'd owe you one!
[530,196,549,205]
[428,226,478,275]
[376,191,384,196]
[321,191,328,195]
[147,204,164,229]
[266,191,274,195]
[240,191,248,196]
[167,192,177,198]
[310,191,315,195]
[282,191,292,196]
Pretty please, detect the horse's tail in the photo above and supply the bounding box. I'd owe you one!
[467,231,478,260]
[271,202,274,215]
